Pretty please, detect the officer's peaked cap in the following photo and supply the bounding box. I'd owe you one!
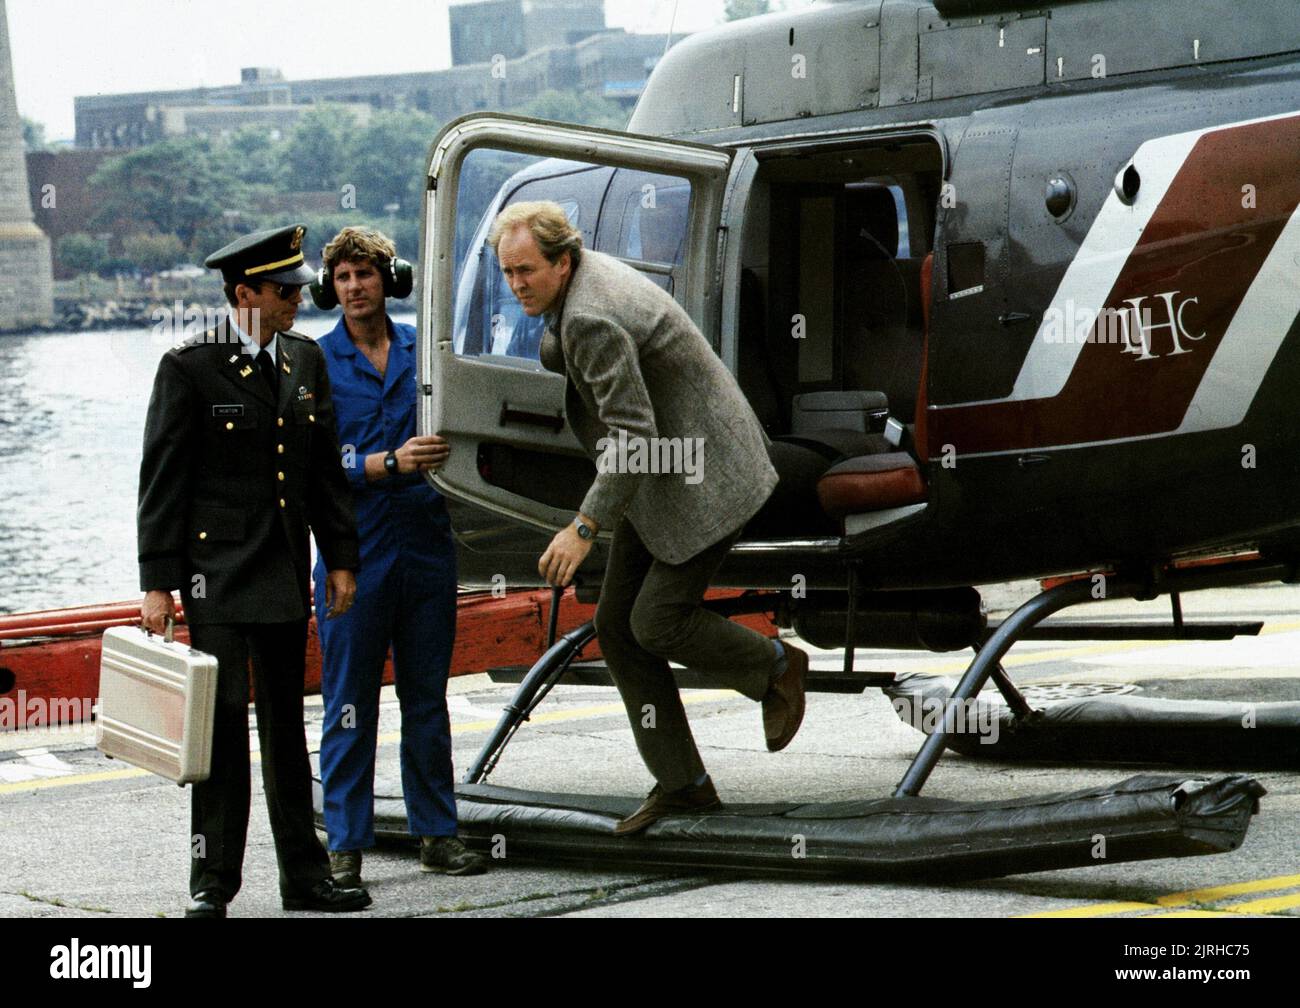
[205,224,316,285]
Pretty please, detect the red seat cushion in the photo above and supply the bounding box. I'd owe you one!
[816,453,927,518]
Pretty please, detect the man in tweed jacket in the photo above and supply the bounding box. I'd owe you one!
[489,201,809,835]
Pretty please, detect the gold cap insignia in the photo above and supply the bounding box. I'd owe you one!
[290,226,304,251]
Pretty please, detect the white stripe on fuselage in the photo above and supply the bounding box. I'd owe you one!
[935,108,1300,412]
[1176,203,1300,434]
[1004,132,1198,403]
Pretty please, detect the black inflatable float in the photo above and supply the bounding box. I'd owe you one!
[313,773,1264,880]
[886,672,1300,769]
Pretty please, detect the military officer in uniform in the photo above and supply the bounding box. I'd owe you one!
[138,224,371,917]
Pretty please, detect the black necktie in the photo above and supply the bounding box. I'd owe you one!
[258,348,278,399]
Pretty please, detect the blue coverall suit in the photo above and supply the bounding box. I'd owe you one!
[314,317,458,850]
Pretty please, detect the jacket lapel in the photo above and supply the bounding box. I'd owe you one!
[216,320,275,406]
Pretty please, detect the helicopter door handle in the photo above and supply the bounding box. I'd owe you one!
[1018,454,1050,468]
[500,404,565,433]
[999,311,1033,326]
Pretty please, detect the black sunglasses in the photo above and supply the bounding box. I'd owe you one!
[251,281,302,300]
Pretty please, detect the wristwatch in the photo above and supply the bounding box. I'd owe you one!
[573,516,596,541]
[384,450,398,475]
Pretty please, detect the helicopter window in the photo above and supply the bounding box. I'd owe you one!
[451,145,611,358]
[597,169,693,295]
[455,198,579,360]
[620,180,689,265]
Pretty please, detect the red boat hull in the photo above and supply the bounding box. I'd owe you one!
[0,590,775,729]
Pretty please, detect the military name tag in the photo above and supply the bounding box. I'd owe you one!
[212,404,245,417]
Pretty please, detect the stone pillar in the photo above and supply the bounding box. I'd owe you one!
[0,0,54,331]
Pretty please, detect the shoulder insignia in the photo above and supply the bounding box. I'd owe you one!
[174,332,209,353]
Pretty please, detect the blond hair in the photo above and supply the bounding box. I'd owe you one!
[488,200,582,266]
[322,226,397,272]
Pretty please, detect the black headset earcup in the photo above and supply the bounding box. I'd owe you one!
[309,265,338,310]
[388,258,414,299]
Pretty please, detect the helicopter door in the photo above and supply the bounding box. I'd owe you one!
[419,113,734,535]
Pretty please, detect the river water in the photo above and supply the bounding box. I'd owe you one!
[0,312,416,616]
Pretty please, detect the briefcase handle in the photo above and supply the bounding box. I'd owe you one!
[142,615,175,644]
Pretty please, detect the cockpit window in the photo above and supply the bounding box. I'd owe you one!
[479,200,579,360]
[621,181,689,265]
[451,146,601,358]
[452,153,696,357]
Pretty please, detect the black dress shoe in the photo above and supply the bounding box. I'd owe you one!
[184,891,227,918]
[282,877,372,913]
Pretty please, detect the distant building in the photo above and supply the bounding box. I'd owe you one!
[450,0,606,65]
[25,149,116,278]
[76,4,676,151]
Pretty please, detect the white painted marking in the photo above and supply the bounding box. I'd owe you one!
[1175,203,1300,434]
[1004,131,1198,403]
[935,109,1300,410]
[0,748,78,783]
[448,695,510,720]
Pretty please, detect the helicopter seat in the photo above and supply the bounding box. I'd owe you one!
[816,451,925,518]
[814,252,933,524]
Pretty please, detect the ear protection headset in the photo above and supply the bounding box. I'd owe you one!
[310,255,414,309]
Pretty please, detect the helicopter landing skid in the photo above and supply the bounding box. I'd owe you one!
[319,773,1261,880]
[893,555,1297,796]
[419,567,1281,879]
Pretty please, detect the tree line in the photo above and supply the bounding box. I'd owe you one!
[55,90,628,278]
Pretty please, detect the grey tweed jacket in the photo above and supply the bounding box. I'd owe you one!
[540,249,777,564]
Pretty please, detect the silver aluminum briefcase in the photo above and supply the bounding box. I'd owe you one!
[97,621,219,785]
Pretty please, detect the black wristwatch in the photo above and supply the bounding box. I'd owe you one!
[384,450,398,475]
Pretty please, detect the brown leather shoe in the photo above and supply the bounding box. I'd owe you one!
[762,642,807,751]
[613,777,721,836]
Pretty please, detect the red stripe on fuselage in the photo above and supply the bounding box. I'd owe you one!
[931,114,1300,456]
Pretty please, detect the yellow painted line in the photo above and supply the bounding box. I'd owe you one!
[377,689,732,746]
[1020,873,1300,918]
[1226,892,1300,914]
[0,765,150,794]
[1020,901,1157,918]
[893,615,1300,680]
[0,746,273,795]
[1,690,736,795]
[1156,873,1300,906]
[900,641,1140,678]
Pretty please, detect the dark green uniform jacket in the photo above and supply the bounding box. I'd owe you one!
[137,321,359,624]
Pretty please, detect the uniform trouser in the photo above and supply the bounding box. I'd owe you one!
[187,621,329,902]
[316,551,458,850]
[594,518,778,792]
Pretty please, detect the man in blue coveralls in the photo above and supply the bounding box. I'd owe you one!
[313,226,486,885]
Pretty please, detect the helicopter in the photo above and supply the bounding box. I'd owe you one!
[406,0,1300,877]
